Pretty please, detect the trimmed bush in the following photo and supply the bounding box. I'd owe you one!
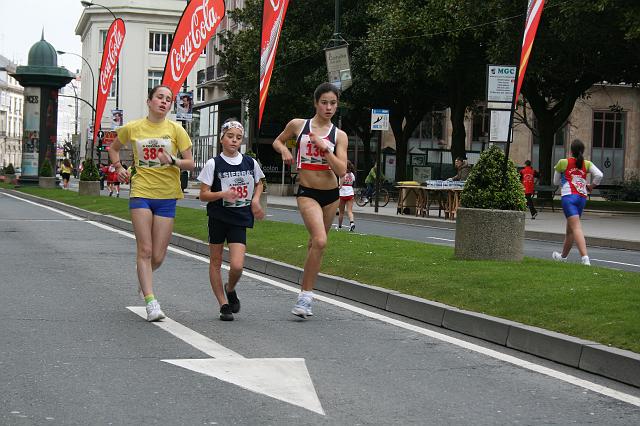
[460,145,526,211]
[620,173,640,202]
[39,158,54,177]
[5,163,15,175]
[80,159,100,181]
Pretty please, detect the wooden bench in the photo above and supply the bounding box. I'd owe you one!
[535,185,558,211]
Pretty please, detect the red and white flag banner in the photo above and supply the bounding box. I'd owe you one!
[259,0,290,128]
[94,18,125,144]
[514,0,545,104]
[162,0,226,98]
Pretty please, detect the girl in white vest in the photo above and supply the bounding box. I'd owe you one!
[198,119,265,321]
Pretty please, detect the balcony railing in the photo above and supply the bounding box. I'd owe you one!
[199,65,227,85]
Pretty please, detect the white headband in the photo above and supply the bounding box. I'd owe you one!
[221,120,244,135]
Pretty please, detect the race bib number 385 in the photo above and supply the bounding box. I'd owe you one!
[135,138,173,168]
[221,175,254,208]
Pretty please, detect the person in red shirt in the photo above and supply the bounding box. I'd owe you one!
[520,160,539,219]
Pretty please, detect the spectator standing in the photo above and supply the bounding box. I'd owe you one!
[520,160,539,219]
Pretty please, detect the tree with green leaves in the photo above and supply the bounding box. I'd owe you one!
[489,0,640,184]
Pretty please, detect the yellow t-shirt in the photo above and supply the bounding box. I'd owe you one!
[60,164,73,174]
[116,118,192,199]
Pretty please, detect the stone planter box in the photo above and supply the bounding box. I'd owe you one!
[78,180,101,196]
[454,207,525,261]
[39,176,57,189]
[3,174,16,184]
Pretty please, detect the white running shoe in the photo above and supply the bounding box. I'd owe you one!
[552,251,567,262]
[146,300,165,322]
[292,296,313,319]
[581,256,591,266]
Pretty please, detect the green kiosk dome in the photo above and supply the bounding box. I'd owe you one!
[27,34,58,67]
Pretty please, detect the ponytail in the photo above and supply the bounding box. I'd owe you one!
[570,139,585,169]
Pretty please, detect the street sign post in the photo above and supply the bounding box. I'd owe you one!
[370,109,390,213]
[325,45,352,91]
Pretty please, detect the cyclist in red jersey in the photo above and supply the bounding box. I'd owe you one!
[272,83,348,318]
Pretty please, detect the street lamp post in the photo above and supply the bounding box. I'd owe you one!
[56,50,96,125]
[80,0,120,110]
[59,94,97,160]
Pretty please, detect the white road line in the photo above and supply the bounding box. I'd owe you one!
[592,258,640,268]
[3,193,84,221]
[127,307,243,359]
[10,195,640,408]
[426,237,455,242]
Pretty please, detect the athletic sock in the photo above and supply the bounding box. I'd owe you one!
[144,294,156,304]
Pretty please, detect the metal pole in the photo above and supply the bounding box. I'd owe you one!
[81,1,119,109]
[375,130,382,213]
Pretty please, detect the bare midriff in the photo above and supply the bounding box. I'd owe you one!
[298,168,338,190]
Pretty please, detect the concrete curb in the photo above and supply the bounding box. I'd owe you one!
[5,189,640,388]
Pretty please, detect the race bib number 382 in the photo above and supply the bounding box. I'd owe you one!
[135,138,173,168]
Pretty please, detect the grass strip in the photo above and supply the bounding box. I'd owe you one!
[4,184,640,353]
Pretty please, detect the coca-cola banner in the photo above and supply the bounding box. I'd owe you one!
[259,0,290,128]
[162,0,226,97]
[94,18,125,144]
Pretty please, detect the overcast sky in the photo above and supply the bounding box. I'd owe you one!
[0,0,84,72]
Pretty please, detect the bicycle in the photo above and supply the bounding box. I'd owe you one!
[355,186,390,207]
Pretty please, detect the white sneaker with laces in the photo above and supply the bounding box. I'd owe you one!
[552,251,567,262]
[146,300,165,322]
[292,296,313,319]
[581,256,591,266]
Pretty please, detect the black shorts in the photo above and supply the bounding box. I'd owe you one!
[208,216,247,245]
[296,185,339,207]
[61,173,71,181]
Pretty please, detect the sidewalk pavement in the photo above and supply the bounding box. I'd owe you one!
[180,187,640,249]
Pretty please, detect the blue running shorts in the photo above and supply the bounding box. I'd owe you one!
[561,194,587,218]
[129,198,177,218]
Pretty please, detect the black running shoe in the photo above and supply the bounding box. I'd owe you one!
[226,287,241,313]
[219,304,234,321]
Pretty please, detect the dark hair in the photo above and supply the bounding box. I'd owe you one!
[148,84,173,100]
[346,160,355,173]
[525,160,531,166]
[313,82,340,103]
[455,157,466,163]
[63,158,71,167]
[570,139,585,169]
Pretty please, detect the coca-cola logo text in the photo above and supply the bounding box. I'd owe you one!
[168,0,221,83]
[99,21,124,95]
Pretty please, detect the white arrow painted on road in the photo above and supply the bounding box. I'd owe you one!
[127,307,325,415]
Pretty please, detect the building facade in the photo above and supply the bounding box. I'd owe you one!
[195,0,246,175]
[394,84,640,184]
[0,55,24,169]
[75,0,205,162]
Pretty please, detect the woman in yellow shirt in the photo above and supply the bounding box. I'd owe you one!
[109,85,195,321]
[59,158,73,189]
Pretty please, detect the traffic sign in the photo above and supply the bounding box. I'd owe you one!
[370,109,389,131]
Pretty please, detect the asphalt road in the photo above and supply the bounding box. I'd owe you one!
[2,191,640,424]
